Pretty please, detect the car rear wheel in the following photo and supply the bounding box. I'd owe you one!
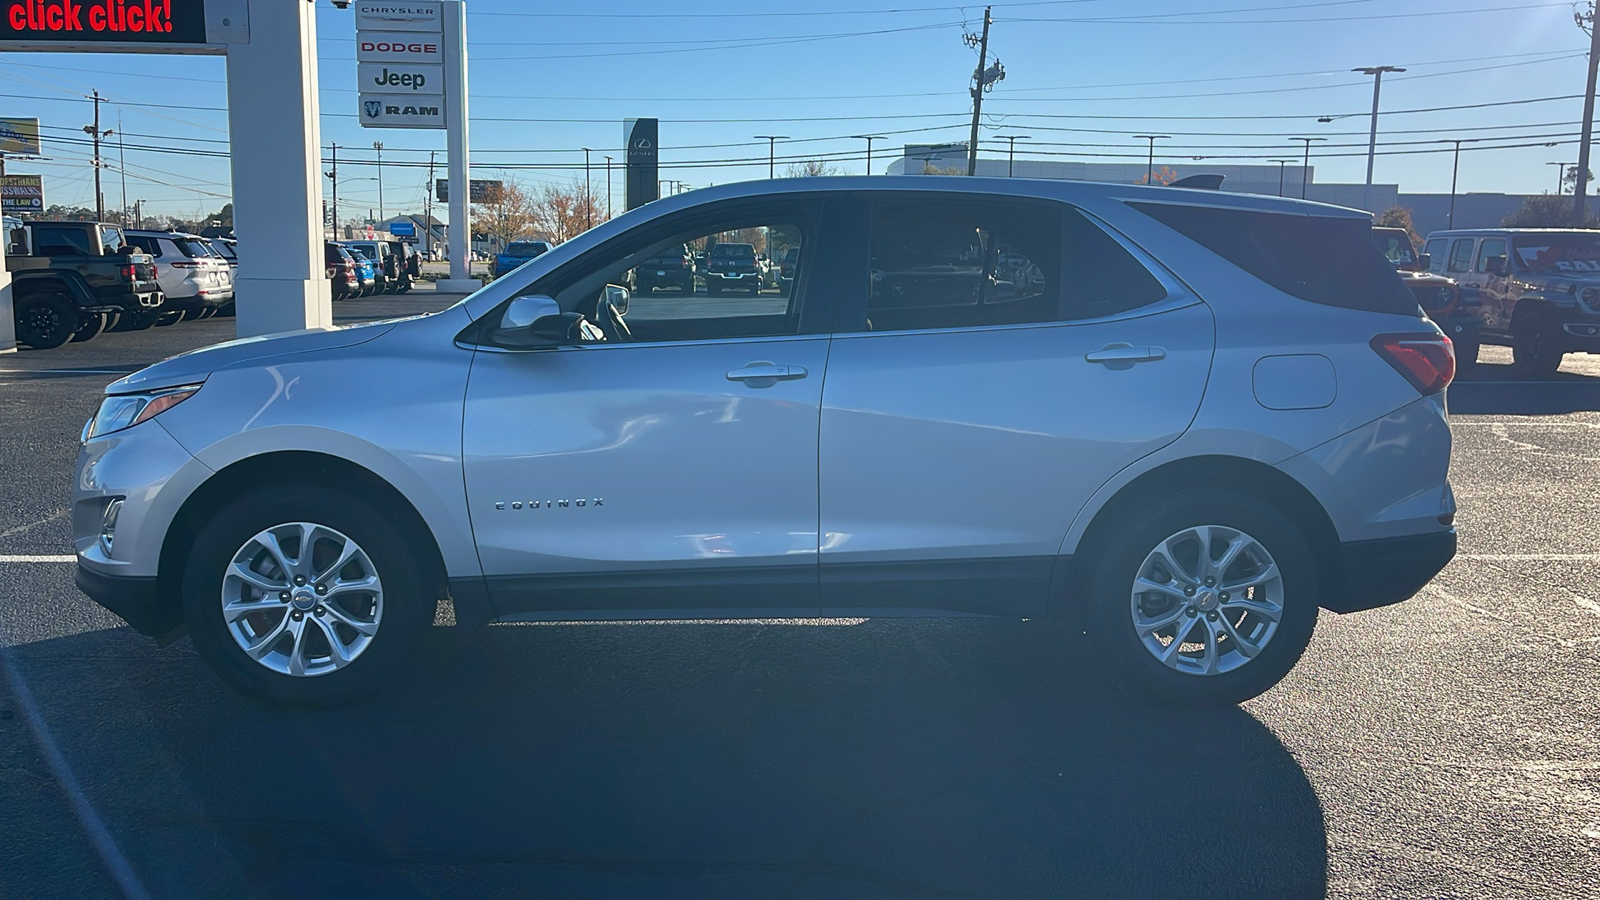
[1080,491,1319,706]
[71,311,107,343]
[1512,311,1562,377]
[14,291,77,349]
[102,310,122,332]
[183,486,437,706]
[155,309,183,327]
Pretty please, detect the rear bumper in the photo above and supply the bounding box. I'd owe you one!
[74,565,178,638]
[1324,530,1456,614]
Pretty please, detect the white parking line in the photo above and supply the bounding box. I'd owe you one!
[0,367,137,375]
[0,555,76,564]
[1458,554,1600,562]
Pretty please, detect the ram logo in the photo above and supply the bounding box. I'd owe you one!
[363,100,383,119]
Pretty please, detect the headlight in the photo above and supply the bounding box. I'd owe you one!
[1581,287,1600,309]
[1437,286,1454,306]
[82,384,203,442]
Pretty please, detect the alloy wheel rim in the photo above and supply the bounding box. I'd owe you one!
[221,522,384,677]
[1128,525,1284,677]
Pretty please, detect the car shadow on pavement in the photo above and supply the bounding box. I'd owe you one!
[15,620,1328,899]
[1449,365,1600,415]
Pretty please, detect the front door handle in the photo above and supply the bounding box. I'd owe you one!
[726,362,808,388]
[1084,343,1167,370]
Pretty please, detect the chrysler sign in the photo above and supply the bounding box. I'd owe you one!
[354,1,440,33]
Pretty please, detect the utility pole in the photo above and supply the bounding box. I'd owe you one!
[133,198,143,229]
[372,140,385,223]
[851,134,886,175]
[117,112,128,225]
[1270,159,1294,197]
[1353,65,1404,211]
[1439,138,1478,229]
[325,143,339,240]
[754,135,789,178]
[425,150,436,256]
[604,155,613,219]
[583,147,592,230]
[82,90,110,222]
[1549,161,1574,194]
[1289,136,1326,199]
[965,7,998,176]
[1575,3,1600,224]
[995,134,1030,177]
[1133,135,1170,185]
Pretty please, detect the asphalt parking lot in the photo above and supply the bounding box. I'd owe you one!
[2,291,1597,899]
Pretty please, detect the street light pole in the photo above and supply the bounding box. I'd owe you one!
[1573,2,1600,224]
[995,134,1031,177]
[1353,65,1405,211]
[1132,135,1170,185]
[1289,137,1327,199]
[1269,159,1294,197]
[1548,161,1573,195]
[604,155,613,220]
[754,135,789,178]
[325,143,339,239]
[850,134,886,175]
[1437,139,1478,229]
[583,147,592,230]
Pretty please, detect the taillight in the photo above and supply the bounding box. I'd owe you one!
[169,260,201,269]
[1372,333,1455,395]
[120,263,135,280]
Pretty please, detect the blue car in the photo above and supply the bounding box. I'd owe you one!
[340,243,378,297]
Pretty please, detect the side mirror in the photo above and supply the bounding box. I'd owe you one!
[604,283,630,316]
[1415,252,1431,271]
[499,294,582,347]
[1486,255,1508,276]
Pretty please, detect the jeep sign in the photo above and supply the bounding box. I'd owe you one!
[358,62,441,94]
[356,31,440,64]
[359,92,444,129]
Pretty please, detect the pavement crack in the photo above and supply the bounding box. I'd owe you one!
[0,509,68,541]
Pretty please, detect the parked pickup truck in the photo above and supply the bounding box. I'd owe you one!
[491,240,552,280]
[1372,226,1479,371]
[6,219,164,348]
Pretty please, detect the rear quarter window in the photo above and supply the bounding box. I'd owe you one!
[1129,203,1419,316]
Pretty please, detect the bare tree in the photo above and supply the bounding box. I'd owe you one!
[473,180,538,251]
[1136,166,1180,186]
[528,181,608,244]
[784,158,842,177]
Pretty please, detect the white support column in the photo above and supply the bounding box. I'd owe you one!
[0,251,14,354]
[437,0,478,294]
[225,0,331,336]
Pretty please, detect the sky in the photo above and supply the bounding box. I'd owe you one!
[0,0,1590,221]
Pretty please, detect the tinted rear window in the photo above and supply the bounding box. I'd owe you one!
[172,237,211,258]
[711,243,755,258]
[506,241,547,256]
[1130,203,1418,315]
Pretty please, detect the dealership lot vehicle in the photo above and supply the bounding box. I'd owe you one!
[492,239,552,279]
[703,241,763,294]
[5,219,163,347]
[1426,228,1600,376]
[346,240,398,294]
[631,242,696,292]
[123,230,235,323]
[340,242,378,296]
[326,241,360,300]
[1374,226,1478,370]
[71,177,1456,708]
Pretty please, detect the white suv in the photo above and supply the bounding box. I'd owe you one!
[123,229,235,321]
[73,178,1457,707]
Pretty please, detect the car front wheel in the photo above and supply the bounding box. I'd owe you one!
[1512,311,1563,377]
[1081,492,1319,706]
[182,486,437,706]
[15,291,77,349]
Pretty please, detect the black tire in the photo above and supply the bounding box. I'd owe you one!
[114,308,160,331]
[1453,338,1479,377]
[102,310,122,332]
[71,311,107,343]
[1512,310,1563,377]
[182,486,438,707]
[1079,491,1320,707]
[180,307,205,322]
[154,309,184,327]
[14,291,77,349]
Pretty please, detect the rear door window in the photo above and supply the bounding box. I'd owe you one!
[98,226,124,255]
[1447,239,1476,274]
[30,225,95,257]
[1130,202,1416,315]
[1476,238,1507,273]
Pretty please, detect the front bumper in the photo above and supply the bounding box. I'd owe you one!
[74,565,177,637]
[1557,319,1600,351]
[1323,530,1456,614]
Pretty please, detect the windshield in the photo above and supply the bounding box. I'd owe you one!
[506,241,547,256]
[711,243,754,258]
[1372,229,1415,266]
[1511,233,1600,274]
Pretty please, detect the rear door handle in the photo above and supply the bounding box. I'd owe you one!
[726,362,808,387]
[1084,344,1166,369]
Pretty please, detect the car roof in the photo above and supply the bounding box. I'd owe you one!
[1426,228,1600,237]
[127,229,202,239]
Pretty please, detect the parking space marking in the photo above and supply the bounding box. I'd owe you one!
[0,555,76,564]
[0,646,152,900]
[1457,554,1600,562]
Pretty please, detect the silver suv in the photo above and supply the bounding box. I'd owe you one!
[73,178,1458,707]
[1424,228,1600,374]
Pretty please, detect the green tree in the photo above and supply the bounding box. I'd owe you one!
[1503,194,1600,228]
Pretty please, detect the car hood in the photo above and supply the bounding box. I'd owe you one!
[107,319,403,394]
[1519,271,1600,291]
